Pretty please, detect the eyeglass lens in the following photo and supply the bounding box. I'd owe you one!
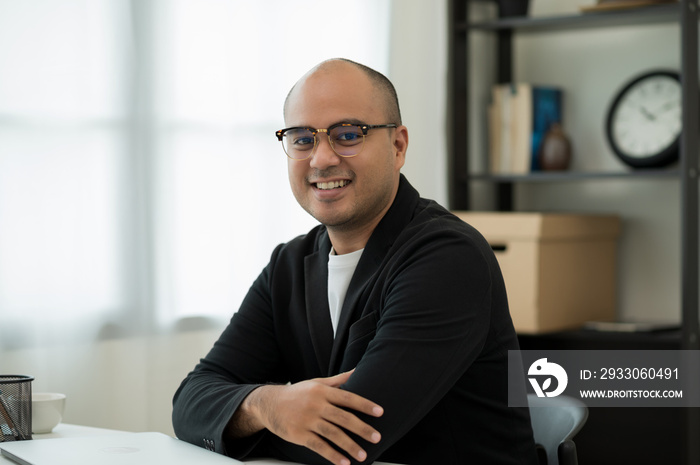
[282,126,364,159]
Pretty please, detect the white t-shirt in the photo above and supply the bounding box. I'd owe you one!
[327,248,364,336]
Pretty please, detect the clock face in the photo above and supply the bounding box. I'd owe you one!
[606,71,682,168]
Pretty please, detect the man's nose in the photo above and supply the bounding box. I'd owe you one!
[309,133,341,169]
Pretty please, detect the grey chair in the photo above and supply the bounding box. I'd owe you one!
[527,394,589,465]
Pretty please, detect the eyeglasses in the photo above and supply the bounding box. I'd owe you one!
[275,123,397,160]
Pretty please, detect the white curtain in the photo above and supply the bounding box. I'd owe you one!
[0,0,391,349]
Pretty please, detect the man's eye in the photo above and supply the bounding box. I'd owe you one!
[337,132,359,141]
[292,136,314,147]
[333,130,362,144]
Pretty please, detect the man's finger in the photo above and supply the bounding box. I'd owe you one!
[304,432,354,465]
[327,384,384,418]
[315,371,384,418]
[322,403,382,445]
[313,420,368,464]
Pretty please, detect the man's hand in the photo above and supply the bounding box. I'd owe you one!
[229,370,383,465]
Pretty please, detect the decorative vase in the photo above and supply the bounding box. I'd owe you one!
[538,123,572,171]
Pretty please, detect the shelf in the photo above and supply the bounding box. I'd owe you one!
[468,169,682,182]
[518,327,682,350]
[465,3,680,33]
[449,1,700,462]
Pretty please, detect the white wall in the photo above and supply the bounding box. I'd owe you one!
[2,330,222,435]
[389,0,449,207]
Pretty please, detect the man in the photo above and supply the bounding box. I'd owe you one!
[172,58,538,465]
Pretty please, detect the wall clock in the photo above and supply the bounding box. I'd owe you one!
[605,70,682,169]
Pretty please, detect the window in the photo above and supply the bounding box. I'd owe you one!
[0,0,391,348]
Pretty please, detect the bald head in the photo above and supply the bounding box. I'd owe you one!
[283,58,402,126]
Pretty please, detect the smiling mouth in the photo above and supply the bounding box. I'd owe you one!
[314,180,351,190]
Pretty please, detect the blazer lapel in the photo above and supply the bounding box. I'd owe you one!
[304,243,334,375]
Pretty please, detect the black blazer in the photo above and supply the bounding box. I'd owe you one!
[172,175,538,465]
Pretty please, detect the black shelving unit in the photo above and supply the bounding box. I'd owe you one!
[447,1,700,464]
[465,3,680,31]
[470,168,683,182]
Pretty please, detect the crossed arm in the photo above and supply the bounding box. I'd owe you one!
[226,370,383,465]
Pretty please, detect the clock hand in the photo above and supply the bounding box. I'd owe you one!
[640,106,656,121]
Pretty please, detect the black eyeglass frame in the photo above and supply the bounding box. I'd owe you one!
[275,123,397,160]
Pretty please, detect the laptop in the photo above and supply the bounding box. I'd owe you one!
[0,432,242,465]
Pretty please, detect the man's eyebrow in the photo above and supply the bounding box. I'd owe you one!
[329,119,366,127]
[286,119,367,129]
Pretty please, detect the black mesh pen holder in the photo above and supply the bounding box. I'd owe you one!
[0,375,33,441]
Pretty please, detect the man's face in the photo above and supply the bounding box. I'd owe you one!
[285,64,407,236]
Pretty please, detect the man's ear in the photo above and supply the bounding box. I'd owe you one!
[393,125,409,170]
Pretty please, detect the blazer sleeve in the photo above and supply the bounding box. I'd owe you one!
[171,245,285,458]
[338,229,499,464]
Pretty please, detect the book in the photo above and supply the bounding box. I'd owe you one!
[530,86,563,171]
[488,85,512,174]
[488,83,563,173]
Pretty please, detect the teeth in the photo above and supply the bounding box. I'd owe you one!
[317,180,349,190]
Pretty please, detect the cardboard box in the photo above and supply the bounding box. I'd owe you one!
[453,212,620,334]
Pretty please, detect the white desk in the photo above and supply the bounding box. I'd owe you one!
[0,424,397,465]
[24,423,128,439]
[0,425,126,464]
